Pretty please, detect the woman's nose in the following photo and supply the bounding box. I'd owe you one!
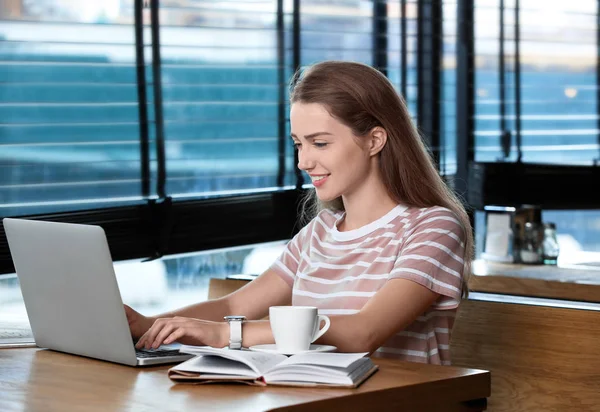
[297,149,315,171]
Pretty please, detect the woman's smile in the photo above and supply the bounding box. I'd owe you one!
[310,174,329,187]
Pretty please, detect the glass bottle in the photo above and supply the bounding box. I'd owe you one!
[542,222,560,265]
[520,222,543,264]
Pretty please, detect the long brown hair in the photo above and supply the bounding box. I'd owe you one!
[290,61,473,296]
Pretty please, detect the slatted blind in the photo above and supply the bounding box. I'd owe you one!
[0,1,151,217]
[474,0,599,165]
[154,1,291,198]
[386,0,419,117]
[0,0,454,216]
[472,0,600,255]
[442,1,458,175]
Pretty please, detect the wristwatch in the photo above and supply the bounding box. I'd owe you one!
[224,315,246,350]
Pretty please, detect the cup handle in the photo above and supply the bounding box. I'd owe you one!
[311,315,330,343]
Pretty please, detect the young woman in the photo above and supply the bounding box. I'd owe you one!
[128,61,473,365]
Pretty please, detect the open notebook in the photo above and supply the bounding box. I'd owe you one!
[168,346,378,388]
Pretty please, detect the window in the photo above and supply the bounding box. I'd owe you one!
[0,0,458,276]
[471,0,600,255]
[442,1,458,175]
[386,1,419,118]
[542,210,600,254]
[300,1,375,65]
[153,1,296,198]
[474,0,598,164]
[0,0,150,217]
[475,209,600,260]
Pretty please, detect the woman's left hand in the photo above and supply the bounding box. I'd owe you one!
[135,317,228,350]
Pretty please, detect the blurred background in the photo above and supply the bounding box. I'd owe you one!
[1,0,599,328]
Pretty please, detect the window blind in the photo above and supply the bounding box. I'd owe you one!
[441,1,458,175]
[0,1,150,218]
[151,0,296,198]
[474,0,600,165]
[0,0,455,275]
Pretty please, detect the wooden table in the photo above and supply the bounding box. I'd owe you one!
[0,348,490,412]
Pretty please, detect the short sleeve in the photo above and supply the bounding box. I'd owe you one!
[269,219,315,287]
[388,208,466,309]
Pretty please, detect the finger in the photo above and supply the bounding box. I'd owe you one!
[135,330,148,349]
[152,322,179,349]
[136,326,156,349]
[139,318,168,349]
[164,328,184,345]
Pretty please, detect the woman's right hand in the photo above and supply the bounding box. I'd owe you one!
[124,304,156,339]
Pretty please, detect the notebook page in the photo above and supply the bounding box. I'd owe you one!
[263,358,374,386]
[171,355,259,378]
[278,352,369,368]
[179,346,287,375]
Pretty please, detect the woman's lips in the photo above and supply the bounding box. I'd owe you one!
[311,175,329,187]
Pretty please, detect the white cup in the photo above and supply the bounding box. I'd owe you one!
[269,306,331,353]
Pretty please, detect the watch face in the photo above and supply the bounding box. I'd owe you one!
[224,316,246,321]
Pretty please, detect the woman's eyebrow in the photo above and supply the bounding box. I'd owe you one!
[290,132,333,139]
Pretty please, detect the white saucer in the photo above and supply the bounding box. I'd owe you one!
[248,344,337,356]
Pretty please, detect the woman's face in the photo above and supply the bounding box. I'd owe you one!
[290,102,373,202]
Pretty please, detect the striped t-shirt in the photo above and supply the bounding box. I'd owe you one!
[270,204,466,365]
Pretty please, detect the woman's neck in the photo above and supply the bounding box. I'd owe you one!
[338,171,399,232]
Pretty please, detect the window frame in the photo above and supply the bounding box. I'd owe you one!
[455,0,600,211]
[0,0,458,275]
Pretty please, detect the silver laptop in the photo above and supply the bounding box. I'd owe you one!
[3,218,193,366]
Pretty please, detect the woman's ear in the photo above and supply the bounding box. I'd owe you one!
[368,126,388,156]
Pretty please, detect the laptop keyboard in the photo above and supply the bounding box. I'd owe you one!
[135,349,183,358]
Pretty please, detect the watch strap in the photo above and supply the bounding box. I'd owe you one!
[228,319,243,350]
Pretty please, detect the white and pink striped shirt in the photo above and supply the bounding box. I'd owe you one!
[270,204,466,365]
